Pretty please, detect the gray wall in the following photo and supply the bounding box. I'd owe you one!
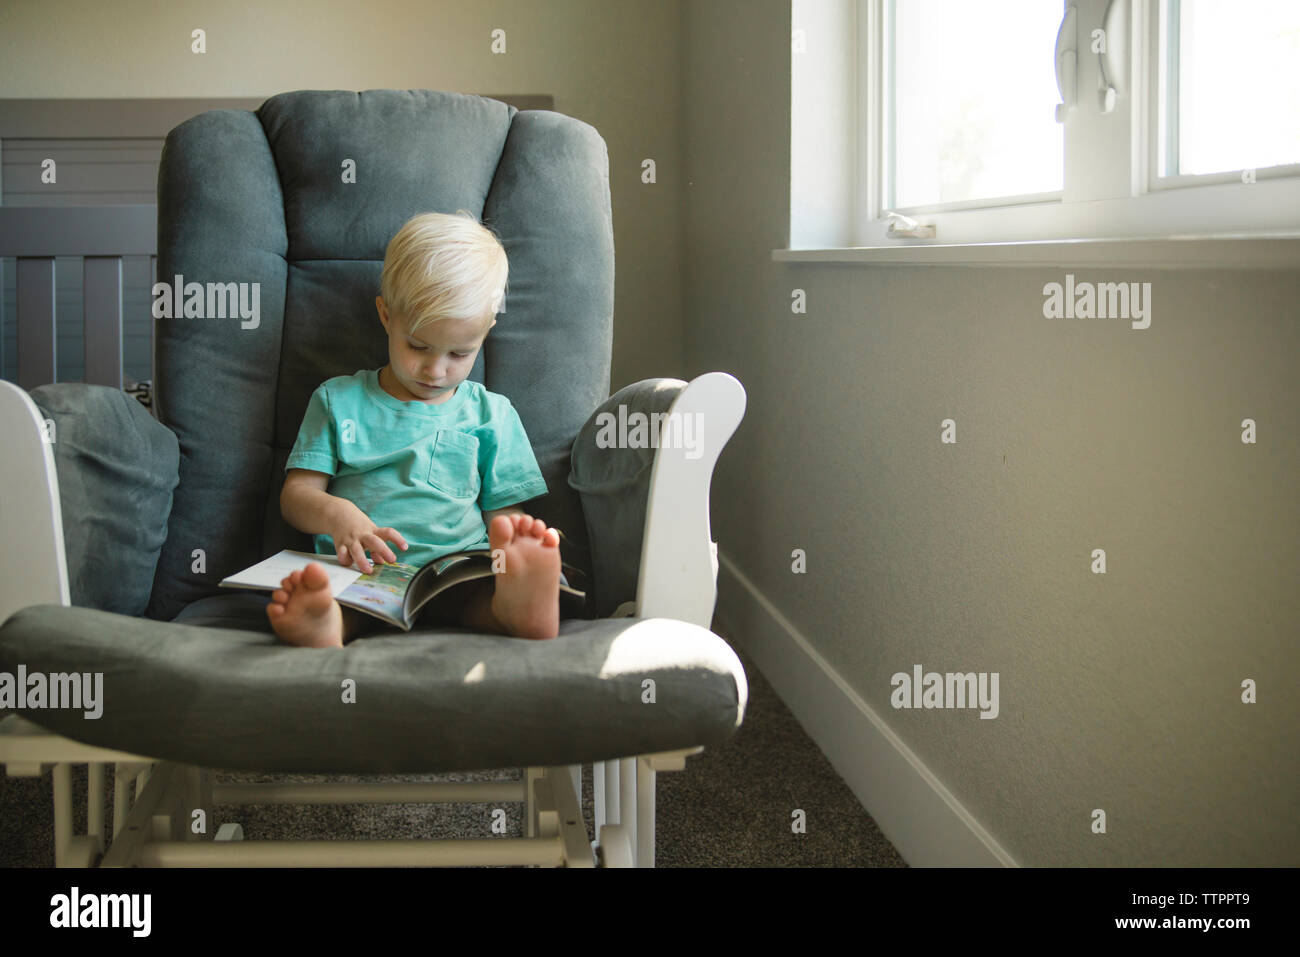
[0,0,686,391]
[685,0,1298,865]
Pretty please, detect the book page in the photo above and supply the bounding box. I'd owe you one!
[220,550,363,595]
[335,560,420,625]
[406,554,494,618]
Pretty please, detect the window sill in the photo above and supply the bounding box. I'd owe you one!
[772,234,1300,269]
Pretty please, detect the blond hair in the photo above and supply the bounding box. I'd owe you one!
[379,210,508,334]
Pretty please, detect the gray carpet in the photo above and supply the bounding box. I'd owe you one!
[0,623,905,867]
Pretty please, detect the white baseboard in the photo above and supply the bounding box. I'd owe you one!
[714,551,1018,868]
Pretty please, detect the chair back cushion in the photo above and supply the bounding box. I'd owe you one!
[145,90,613,621]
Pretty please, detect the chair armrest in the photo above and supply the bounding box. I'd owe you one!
[569,378,682,618]
[0,380,69,623]
[568,373,745,624]
[0,382,179,621]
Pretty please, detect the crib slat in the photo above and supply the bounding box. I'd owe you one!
[16,258,56,391]
[84,256,124,388]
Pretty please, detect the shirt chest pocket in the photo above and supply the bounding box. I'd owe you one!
[427,430,481,500]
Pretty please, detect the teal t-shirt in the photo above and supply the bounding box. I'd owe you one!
[284,369,549,567]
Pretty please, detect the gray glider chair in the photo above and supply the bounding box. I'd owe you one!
[0,89,747,867]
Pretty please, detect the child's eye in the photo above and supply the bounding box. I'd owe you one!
[408,342,469,358]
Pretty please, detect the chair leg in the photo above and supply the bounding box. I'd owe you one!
[637,757,656,868]
[619,757,637,863]
[568,764,581,819]
[595,748,702,867]
[25,747,680,867]
[181,765,212,840]
[592,760,605,856]
[596,757,638,867]
[87,762,105,853]
[604,759,620,827]
[524,767,542,839]
[52,762,71,866]
[112,762,134,839]
[543,765,594,867]
[50,762,100,867]
[101,761,184,867]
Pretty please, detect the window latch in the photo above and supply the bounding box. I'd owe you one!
[1097,0,1129,113]
[885,212,936,239]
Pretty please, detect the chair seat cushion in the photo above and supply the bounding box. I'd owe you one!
[0,600,747,773]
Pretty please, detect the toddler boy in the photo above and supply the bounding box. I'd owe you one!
[267,211,562,647]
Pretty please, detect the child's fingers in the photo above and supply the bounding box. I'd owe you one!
[363,532,397,565]
[376,527,409,552]
[341,542,373,573]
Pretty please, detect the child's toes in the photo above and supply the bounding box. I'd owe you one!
[489,514,516,547]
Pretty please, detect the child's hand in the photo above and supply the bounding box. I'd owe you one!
[328,500,409,574]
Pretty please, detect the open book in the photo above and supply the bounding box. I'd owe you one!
[219,548,586,632]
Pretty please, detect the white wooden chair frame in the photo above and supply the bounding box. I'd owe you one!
[0,371,745,867]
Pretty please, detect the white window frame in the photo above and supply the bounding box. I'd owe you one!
[785,0,1300,265]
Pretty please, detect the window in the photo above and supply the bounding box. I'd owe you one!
[1156,0,1300,180]
[788,0,1300,255]
[886,0,1063,210]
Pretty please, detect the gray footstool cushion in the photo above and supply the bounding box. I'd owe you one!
[0,601,747,774]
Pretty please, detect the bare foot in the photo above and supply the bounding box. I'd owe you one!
[266,562,345,648]
[488,513,561,640]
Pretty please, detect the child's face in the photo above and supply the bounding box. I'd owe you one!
[375,296,494,404]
